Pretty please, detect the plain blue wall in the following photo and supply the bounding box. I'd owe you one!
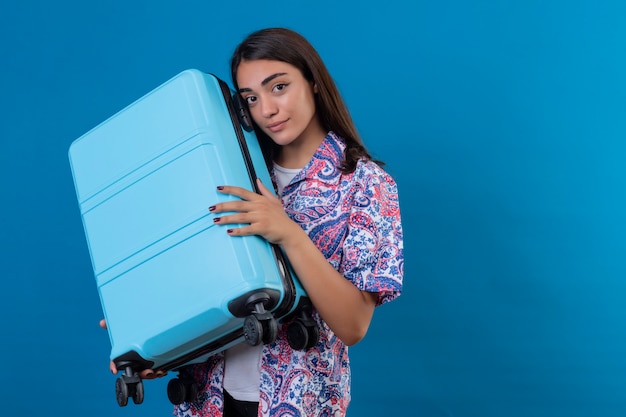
[1,1,625,416]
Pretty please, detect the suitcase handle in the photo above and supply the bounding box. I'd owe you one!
[231,91,254,132]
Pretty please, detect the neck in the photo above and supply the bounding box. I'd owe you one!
[275,125,327,169]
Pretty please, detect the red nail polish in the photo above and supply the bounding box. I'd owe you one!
[209,205,216,212]
[227,229,233,234]
[213,217,221,223]
[217,186,224,190]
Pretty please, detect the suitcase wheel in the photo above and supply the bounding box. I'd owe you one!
[286,318,319,350]
[243,296,279,346]
[243,313,278,346]
[244,314,263,346]
[115,369,144,407]
[115,377,128,407]
[167,376,199,405]
[262,316,278,345]
[132,379,144,405]
[286,305,320,351]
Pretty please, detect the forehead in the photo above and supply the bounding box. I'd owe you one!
[236,59,302,88]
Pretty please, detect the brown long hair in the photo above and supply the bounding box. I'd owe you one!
[230,27,380,173]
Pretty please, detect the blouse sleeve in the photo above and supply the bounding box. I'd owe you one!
[340,163,404,306]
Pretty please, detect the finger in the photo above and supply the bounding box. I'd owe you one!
[224,224,256,237]
[211,199,254,215]
[216,185,258,200]
[256,178,277,199]
[141,369,157,379]
[140,369,168,379]
[110,361,118,374]
[99,319,107,329]
[213,213,252,226]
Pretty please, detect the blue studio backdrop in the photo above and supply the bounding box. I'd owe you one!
[1,1,625,416]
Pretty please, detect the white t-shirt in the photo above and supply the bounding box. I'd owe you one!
[272,163,300,195]
[223,163,301,401]
[223,342,263,401]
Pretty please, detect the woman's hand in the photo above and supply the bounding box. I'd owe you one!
[210,179,300,245]
[99,319,167,379]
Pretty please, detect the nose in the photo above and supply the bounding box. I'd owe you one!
[259,96,278,119]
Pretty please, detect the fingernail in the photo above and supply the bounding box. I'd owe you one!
[227,229,234,234]
[213,217,221,223]
[217,186,224,190]
[209,205,216,212]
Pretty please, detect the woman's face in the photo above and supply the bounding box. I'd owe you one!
[236,59,324,149]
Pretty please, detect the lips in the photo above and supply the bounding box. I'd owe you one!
[266,119,288,132]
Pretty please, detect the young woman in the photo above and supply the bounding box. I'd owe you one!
[105,27,404,417]
[174,27,404,417]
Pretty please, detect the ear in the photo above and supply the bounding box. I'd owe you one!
[313,83,319,94]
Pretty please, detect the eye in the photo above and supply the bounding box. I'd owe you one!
[244,95,257,106]
[272,83,288,93]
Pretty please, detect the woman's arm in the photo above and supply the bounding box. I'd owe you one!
[210,180,377,346]
[276,224,377,345]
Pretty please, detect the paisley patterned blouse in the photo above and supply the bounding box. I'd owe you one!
[174,132,404,417]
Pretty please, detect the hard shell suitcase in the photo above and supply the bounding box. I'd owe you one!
[68,69,318,406]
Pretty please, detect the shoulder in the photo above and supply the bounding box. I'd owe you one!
[352,159,398,190]
[352,159,402,216]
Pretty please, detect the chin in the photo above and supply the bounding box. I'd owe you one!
[267,131,298,147]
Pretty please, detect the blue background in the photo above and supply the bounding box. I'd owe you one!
[1,0,625,416]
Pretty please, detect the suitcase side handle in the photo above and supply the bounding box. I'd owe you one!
[231,91,254,132]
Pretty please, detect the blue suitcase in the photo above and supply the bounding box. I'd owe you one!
[68,69,318,406]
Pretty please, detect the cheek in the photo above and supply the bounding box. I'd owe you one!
[248,107,264,126]
[299,94,317,122]
[299,88,316,113]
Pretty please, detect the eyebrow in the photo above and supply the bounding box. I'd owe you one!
[238,72,288,93]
